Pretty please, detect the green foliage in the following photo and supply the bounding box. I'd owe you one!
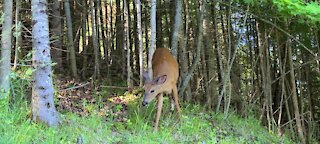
[272,0,320,23]
[9,68,33,108]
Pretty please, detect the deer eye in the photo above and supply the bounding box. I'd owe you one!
[150,90,155,93]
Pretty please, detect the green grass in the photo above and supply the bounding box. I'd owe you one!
[0,96,293,144]
[1,71,293,143]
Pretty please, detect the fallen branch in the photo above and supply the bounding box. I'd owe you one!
[58,82,90,92]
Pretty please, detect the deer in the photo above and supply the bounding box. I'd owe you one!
[142,48,181,132]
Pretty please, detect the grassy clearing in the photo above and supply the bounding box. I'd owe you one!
[0,96,293,144]
[1,71,293,143]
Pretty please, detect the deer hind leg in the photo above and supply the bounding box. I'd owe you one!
[154,93,163,132]
[172,86,180,114]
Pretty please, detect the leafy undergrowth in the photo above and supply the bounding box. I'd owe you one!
[1,91,293,144]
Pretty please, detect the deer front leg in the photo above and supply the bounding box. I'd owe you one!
[172,86,180,114]
[170,94,175,112]
[154,93,163,132]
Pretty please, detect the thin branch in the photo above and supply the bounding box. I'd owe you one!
[58,82,90,92]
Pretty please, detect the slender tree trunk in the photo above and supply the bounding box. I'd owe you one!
[81,0,88,79]
[132,0,139,85]
[179,0,191,102]
[31,0,59,126]
[203,1,217,109]
[108,0,114,82]
[102,0,108,61]
[213,4,225,112]
[124,0,132,87]
[50,0,63,72]
[13,0,21,70]
[287,34,306,144]
[156,0,163,48]
[96,0,103,58]
[64,0,78,79]
[90,0,100,80]
[276,32,286,135]
[179,0,203,96]
[135,0,143,86]
[143,1,149,61]
[171,0,183,57]
[114,0,123,79]
[148,0,156,77]
[0,0,13,98]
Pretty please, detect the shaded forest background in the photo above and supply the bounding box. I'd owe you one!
[0,0,320,143]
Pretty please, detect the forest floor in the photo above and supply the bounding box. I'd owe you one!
[1,77,294,143]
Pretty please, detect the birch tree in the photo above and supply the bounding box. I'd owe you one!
[31,0,59,126]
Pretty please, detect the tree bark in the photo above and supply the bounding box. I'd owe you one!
[50,0,63,72]
[179,0,203,97]
[124,0,132,87]
[13,0,22,70]
[203,1,217,109]
[31,0,59,126]
[287,34,306,144]
[90,0,100,80]
[156,0,163,48]
[135,0,143,86]
[0,0,13,98]
[81,0,88,79]
[171,0,183,57]
[148,0,156,77]
[64,0,78,79]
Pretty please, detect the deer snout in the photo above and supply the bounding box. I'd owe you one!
[142,101,148,106]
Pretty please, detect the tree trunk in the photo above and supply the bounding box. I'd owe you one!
[179,0,203,97]
[50,0,63,72]
[148,0,156,77]
[179,0,192,102]
[81,0,88,79]
[114,0,124,80]
[64,0,78,79]
[156,0,163,48]
[135,0,143,86]
[171,0,183,57]
[31,0,59,126]
[203,1,217,109]
[124,0,132,87]
[287,34,306,144]
[0,0,13,98]
[90,0,100,80]
[13,0,22,70]
[143,1,149,62]
[213,4,225,112]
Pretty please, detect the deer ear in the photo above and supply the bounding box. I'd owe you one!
[143,71,151,82]
[153,75,167,85]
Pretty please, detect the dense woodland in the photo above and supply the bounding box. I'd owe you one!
[0,0,320,143]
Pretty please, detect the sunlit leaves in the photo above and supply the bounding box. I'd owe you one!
[272,0,320,23]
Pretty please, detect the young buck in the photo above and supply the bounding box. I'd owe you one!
[142,48,180,132]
